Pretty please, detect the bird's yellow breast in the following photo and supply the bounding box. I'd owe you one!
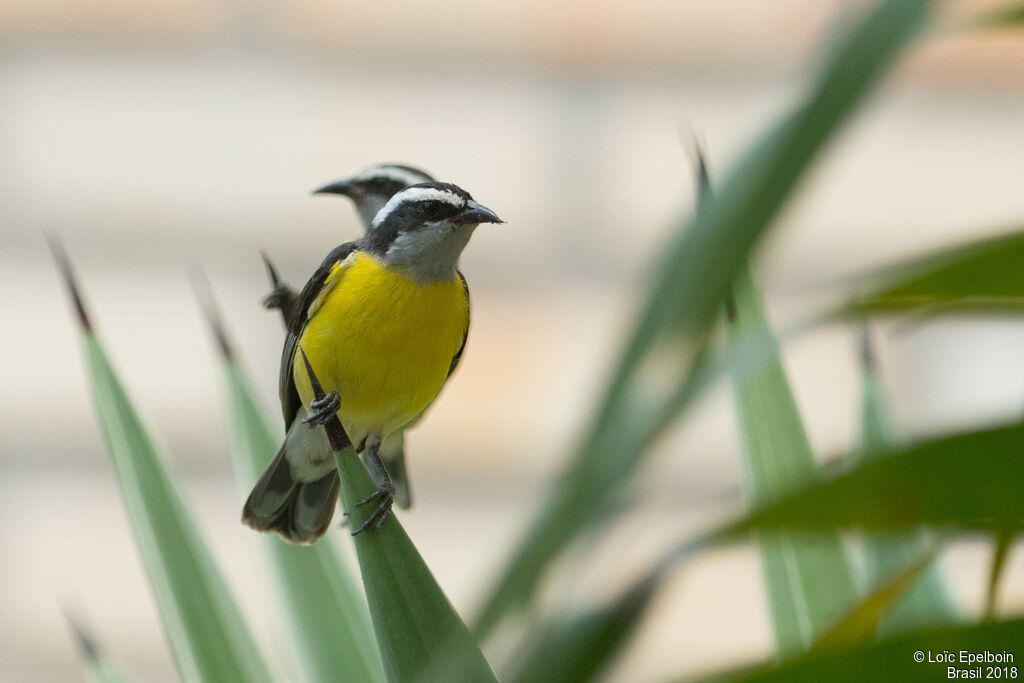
[293,251,468,443]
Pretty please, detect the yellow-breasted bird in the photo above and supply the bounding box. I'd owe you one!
[243,181,502,543]
[262,163,435,510]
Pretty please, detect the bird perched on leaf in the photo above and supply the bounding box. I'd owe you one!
[243,181,502,543]
[262,163,434,510]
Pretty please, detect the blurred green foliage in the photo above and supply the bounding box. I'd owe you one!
[57,1,1024,681]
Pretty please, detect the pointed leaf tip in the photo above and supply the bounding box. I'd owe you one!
[298,346,323,399]
[810,547,941,652]
[985,531,1013,621]
[298,346,349,450]
[725,290,738,324]
[860,325,876,372]
[46,233,93,332]
[189,267,234,362]
[63,609,100,661]
[689,146,736,326]
[81,328,273,681]
[222,363,384,682]
[692,139,712,206]
[260,250,282,289]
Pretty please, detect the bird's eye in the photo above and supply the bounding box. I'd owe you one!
[367,178,388,191]
[419,200,443,219]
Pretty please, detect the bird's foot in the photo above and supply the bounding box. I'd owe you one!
[302,391,340,426]
[352,483,395,535]
[261,283,295,311]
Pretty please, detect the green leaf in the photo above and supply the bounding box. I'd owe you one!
[294,352,497,683]
[223,362,385,683]
[984,531,1013,620]
[506,573,660,683]
[473,0,933,637]
[717,618,1024,683]
[972,3,1024,29]
[847,230,1024,315]
[81,344,275,683]
[809,548,938,652]
[504,529,714,683]
[53,245,274,683]
[334,448,497,683]
[727,266,859,655]
[726,422,1024,535]
[856,331,957,636]
[83,657,132,683]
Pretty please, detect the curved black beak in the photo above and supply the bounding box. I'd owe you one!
[456,200,503,225]
[312,179,360,198]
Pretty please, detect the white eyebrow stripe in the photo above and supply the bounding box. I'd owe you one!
[371,187,465,227]
[357,166,429,187]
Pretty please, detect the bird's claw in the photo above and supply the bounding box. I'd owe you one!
[352,484,395,535]
[302,391,341,426]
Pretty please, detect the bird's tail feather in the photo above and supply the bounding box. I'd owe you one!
[242,444,339,544]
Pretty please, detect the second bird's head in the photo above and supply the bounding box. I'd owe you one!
[363,182,502,283]
[314,163,434,229]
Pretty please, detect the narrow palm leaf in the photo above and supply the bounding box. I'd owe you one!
[53,243,274,683]
[984,531,1013,620]
[809,548,938,652]
[296,351,497,683]
[724,423,1024,535]
[193,280,385,683]
[473,0,933,637]
[223,361,385,682]
[505,574,660,683]
[857,330,956,636]
[727,265,858,655]
[847,230,1024,315]
[65,613,133,683]
[715,618,1024,683]
[973,3,1024,29]
[503,528,712,683]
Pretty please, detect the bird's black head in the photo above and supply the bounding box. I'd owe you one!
[365,181,503,282]
[313,163,434,229]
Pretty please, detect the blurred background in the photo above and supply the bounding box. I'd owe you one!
[3,0,1024,680]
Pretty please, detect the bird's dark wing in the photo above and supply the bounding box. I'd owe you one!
[447,271,470,378]
[279,241,361,427]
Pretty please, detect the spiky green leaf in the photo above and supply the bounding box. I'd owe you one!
[848,230,1024,316]
[473,0,933,637]
[332,448,497,683]
[726,423,1024,535]
[810,549,938,652]
[290,352,496,683]
[52,242,274,683]
[857,332,957,636]
[224,363,384,683]
[79,333,274,683]
[66,615,134,683]
[717,618,1024,683]
[727,265,859,655]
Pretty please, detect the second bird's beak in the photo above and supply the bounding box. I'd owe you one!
[313,179,360,198]
[457,200,503,225]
